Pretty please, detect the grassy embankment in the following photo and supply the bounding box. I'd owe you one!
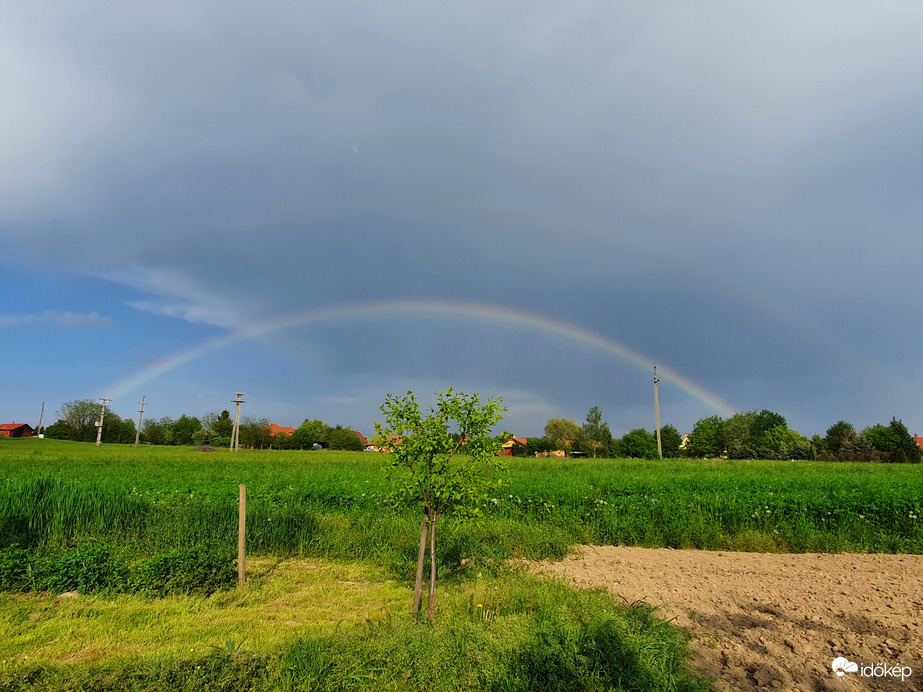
[1,438,920,690]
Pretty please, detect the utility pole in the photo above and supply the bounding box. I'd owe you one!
[37,401,45,438]
[653,367,662,459]
[134,396,146,446]
[95,398,110,446]
[230,392,245,452]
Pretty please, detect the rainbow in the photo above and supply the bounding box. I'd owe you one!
[105,300,735,416]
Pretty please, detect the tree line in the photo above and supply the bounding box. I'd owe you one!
[41,400,364,451]
[512,406,921,463]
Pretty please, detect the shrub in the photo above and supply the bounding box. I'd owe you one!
[42,543,129,594]
[132,545,236,596]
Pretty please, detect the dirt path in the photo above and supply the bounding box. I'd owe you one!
[532,547,923,691]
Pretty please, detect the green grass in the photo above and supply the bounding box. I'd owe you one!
[2,438,919,690]
[1,439,920,561]
[0,565,707,691]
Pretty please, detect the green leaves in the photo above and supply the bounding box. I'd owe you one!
[377,388,509,518]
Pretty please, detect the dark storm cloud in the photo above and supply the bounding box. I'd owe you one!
[3,2,923,435]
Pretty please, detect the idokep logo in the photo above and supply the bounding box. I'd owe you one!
[832,657,913,682]
[832,657,858,677]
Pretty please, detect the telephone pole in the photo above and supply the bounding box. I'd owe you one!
[230,392,245,452]
[37,401,45,438]
[653,367,662,459]
[135,396,146,446]
[95,398,110,446]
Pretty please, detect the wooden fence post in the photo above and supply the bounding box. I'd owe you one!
[238,484,246,586]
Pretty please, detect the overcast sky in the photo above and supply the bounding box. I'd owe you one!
[2,2,922,439]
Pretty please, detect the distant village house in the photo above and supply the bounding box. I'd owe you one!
[0,423,34,438]
[265,423,296,437]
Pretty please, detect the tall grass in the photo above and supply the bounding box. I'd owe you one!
[1,440,920,568]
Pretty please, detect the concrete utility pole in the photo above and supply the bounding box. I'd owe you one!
[135,396,146,446]
[37,401,45,438]
[653,367,662,459]
[95,398,110,446]
[230,392,245,452]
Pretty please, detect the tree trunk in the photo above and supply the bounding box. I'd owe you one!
[412,513,428,622]
[427,511,438,621]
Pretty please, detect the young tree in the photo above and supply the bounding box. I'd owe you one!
[376,388,507,622]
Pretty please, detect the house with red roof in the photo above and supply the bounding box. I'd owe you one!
[265,423,296,437]
[0,423,33,438]
[501,436,528,456]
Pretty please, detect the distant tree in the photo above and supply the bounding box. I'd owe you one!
[376,388,507,622]
[42,420,70,440]
[618,428,658,459]
[862,423,900,455]
[292,419,330,449]
[55,399,104,442]
[887,418,921,463]
[724,410,758,459]
[751,410,787,450]
[238,417,271,449]
[760,425,811,460]
[825,421,857,455]
[142,417,172,445]
[544,418,580,452]
[685,416,727,458]
[523,438,555,457]
[111,417,137,445]
[581,406,613,458]
[326,426,363,451]
[840,435,880,462]
[171,415,202,446]
[208,410,234,439]
[658,424,683,458]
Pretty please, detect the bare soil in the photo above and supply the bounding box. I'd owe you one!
[532,547,923,691]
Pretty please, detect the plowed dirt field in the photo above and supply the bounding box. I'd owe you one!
[533,547,922,691]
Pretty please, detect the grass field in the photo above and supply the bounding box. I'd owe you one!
[0,438,920,690]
